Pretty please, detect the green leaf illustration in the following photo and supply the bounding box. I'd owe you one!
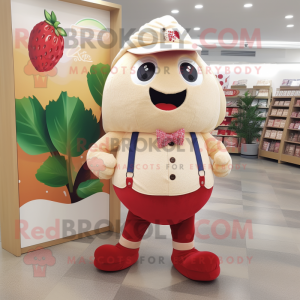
[57,27,67,36]
[36,156,68,187]
[87,63,110,107]
[44,10,52,23]
[76,179,104,198]
[51,11,57,23]
[15,96,57,155]
[46,91,100,157]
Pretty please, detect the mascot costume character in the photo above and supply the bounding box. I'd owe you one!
[87,15,232,281]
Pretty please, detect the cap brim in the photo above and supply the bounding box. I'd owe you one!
[127,43,202,55]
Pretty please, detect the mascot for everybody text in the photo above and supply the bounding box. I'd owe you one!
[87,16,232,281]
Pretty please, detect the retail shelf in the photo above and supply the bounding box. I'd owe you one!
[285,140,300,145]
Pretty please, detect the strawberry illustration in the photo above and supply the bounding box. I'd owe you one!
[28,10,67,72]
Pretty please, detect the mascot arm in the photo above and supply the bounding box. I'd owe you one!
[87,132,124,179]
[202,133,232,178]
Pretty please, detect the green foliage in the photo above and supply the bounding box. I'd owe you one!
[15,96,57,155]
[87,63,110,106]
[36,156,68,187]
[46,91,100,157]
[228,91,266,144]
[76,179,104,198]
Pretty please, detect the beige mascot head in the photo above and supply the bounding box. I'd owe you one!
[102,15,226,134]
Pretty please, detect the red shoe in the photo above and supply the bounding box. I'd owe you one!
[171,248,220,281]
[94,243,139,271]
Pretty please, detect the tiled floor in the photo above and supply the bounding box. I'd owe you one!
[1,156,300,300]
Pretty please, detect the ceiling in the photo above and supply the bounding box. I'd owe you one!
[110,0,300,47]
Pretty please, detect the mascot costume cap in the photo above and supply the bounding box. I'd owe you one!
[87,15,232,281]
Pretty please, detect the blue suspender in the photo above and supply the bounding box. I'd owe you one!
[126,132,139,187]
[190,132,205,187]
[127,132,139,173]
[126,132,205,188]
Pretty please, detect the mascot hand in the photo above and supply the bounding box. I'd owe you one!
[87,152,117,179]
[212,151,232,177]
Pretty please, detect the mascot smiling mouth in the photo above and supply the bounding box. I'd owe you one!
[149,87,186,111]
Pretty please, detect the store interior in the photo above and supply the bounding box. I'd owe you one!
[0,0,300,300]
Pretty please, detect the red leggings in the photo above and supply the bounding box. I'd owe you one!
[122,210,195,243]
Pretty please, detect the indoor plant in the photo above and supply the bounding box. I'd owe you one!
[228,91,266,158]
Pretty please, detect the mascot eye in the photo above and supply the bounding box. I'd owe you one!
[137,63,156,82]
[131,58,157,85]
[178,59,203,86]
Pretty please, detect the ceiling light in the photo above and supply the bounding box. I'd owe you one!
[171,9,179,14]
[285,15,293,19]
[195,5,203,9]
[287,24,294,27]
[194,27,201,31]
[244,4,253,8]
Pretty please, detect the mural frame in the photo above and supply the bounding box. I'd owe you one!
[0,0,122,256]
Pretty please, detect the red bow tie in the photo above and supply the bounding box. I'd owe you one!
[156,129,185,148]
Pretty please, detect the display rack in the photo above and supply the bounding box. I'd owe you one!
[213,85,272,154]
[258,91,300,165]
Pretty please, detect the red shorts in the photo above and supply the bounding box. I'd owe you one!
[113,185,213,225]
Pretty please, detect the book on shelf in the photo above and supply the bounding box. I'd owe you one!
[260,121,265,128]
[284,101,291,106]
[226,99,238,106]
[289,122,295,129]
[262,141,270,151]
[265,130,271,138]
[257,89,269,97]
[231,108,239,115]
[269,141,276,152]
[291,112,298,117]
[232,79,247,86]
[294,146,300,157]
[297,112,300,118]
[280,119,286,128]
[296,100,300,106]
[284,144,291,154]
[251,99,259,106]
[276,131,283,140]
[292,133,299,142]
[289,132,295,141]
[282,109,289,117]
[274,142,280,153]
[294,121,300,129]
[271,109,278,116]
[281,79,290,86]
[288,144,296,156]
[279,101,285,106]
[256,79,272,86]
[258,109,267,117]
[223,137,239,147]
[276,109,283,116]
[267,119,275,127]
[273,119,281,127]
[281,79,300,87]
[258,99,268,107]
[211,130,218,135]
[226,107,232,116]
[274,101,280,106]
[290,79,300,86]
[270,130,277,139]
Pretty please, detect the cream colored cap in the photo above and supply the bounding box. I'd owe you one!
[111,15,201,67]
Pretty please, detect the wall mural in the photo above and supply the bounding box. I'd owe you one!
[11,0,111,247]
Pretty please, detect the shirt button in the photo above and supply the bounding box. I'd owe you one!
[170,174,176,180]
[168,142,175,146]
[170,157,176,163]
